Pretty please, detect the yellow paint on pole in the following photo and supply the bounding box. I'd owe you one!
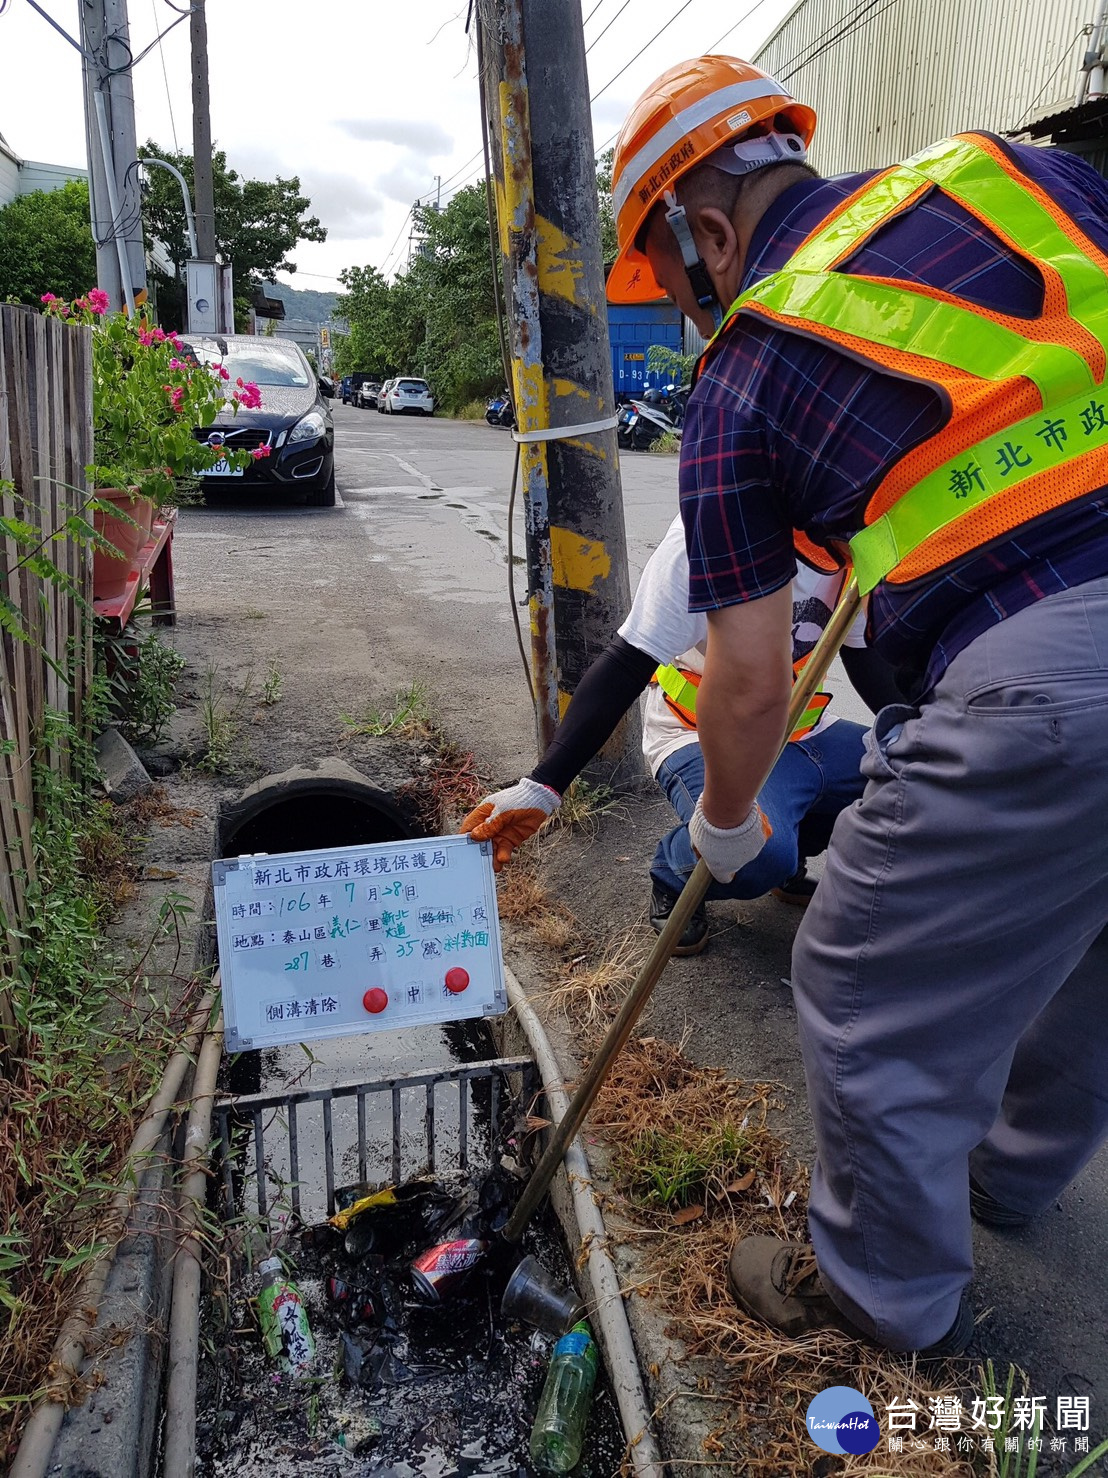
[536,214,591,309]
[551,526,611,592]
[551,377,590,402]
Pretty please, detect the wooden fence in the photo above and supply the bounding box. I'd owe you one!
[0,304,94,1036]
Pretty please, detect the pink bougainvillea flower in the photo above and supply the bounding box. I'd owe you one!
[138,329,156,346]
[169,357,184,370]
[40,293,57,304]
[237,381,263,410]
[151,327,167,342]
[87,288,109,315]
[250,446,271,460]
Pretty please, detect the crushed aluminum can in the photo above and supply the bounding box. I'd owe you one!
[410,1236,491,1302]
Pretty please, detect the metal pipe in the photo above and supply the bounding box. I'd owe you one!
[139,156,199,259]
[505,967,665,1478]
[502,577,865,1243]
[163,1007,224,1478]
[10,986,219,1478]
[92,85,138,318]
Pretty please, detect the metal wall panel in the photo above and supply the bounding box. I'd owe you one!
[754,0,1094,174]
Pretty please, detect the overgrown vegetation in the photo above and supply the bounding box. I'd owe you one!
[0,702,199,1451]
[98,620,186,746]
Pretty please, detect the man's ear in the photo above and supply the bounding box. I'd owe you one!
[690,204,740,280]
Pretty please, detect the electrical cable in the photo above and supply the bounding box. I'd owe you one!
[705,0,775,52]
[585,0,630,54]
[582,0,608,27]
[379,208,414,276]
[590,0,699,101]
[150,0,180,152]
[1011,27,1089,133]
[778,0,897,85]
[476,1,533,703]
[771,0,878,78]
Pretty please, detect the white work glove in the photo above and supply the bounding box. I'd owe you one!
[460,776,561,872]
[688,797,772,884]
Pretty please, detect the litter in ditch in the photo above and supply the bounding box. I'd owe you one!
[196,1076,626,1478]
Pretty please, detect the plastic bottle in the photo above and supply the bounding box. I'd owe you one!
[528,1319,599,1473]
[257,1255,315,1376]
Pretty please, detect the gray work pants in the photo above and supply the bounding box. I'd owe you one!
[792,576,1108,1350]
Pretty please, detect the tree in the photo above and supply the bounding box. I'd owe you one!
[596,148,618,272]
[0,181,97,305]
[138,142,326,329]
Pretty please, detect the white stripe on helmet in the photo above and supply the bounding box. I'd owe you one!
[612,77,791,221]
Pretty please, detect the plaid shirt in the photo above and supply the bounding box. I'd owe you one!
[680,140,1108,694]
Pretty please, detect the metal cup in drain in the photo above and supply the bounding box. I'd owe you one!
[500,1255,584,1335]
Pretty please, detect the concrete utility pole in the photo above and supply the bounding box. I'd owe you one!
[189,0,217,261]
[477,0,639,772]
[79,0,147,315]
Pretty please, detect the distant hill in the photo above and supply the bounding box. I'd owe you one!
[263,281,340,325]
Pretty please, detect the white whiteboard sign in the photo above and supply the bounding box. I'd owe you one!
[212,834,507,1052]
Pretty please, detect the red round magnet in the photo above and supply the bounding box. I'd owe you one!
[363,987,389,1014]
[444,967,470,994]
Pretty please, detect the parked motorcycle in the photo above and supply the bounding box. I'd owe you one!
[619,384,688,451]
[485,391,514,427]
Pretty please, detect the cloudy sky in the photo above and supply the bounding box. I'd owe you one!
[0,0,795,291]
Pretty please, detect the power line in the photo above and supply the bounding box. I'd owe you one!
[585,0,630,54]
[590,0,699,102]
[706,0,775,53]
[379,207,414,276]
[149,0,178,151]
[780,0,898,83]
[582,0,608,27]
[776,0,884,81]
[1012,27,1088,133]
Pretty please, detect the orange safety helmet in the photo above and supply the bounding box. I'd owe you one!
[607,55,816,306]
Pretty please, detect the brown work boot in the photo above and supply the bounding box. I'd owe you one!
[727,1236,974,1356]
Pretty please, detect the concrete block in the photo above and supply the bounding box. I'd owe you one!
[94,728,153,804]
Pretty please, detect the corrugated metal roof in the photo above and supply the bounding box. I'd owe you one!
[753,0,1094,175]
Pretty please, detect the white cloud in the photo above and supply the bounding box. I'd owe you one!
[337,118,453,154]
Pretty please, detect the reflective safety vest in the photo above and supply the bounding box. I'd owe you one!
[653,659,831,741]
[706,132,1108,594]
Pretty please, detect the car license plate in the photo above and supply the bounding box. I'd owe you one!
[201,457,244,477]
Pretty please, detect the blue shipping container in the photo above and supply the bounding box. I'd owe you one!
[608,303,684,396]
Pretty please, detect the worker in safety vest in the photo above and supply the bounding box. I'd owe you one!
[461,515,892,953]
[608,56,1108,1357]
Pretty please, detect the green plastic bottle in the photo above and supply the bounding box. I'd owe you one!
[528,1320,599,1473]
[256,1256,315,1376]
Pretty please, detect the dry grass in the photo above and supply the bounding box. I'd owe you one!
[495,860,554,923]
[546,927,648,1032]
[125,784,202,831]
[591,1035,981,1477]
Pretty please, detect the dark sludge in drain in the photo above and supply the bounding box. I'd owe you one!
[196,1102,626,1476]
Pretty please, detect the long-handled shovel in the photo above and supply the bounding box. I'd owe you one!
[502,575,864,1244]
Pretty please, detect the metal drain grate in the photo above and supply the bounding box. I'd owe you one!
[214,1057,537,1223]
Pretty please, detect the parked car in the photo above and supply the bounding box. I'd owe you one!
[341,375,354,404]
[178,334,337,507]
[385,377,434,416]
[376,379,395,412]
[357,380,381,409]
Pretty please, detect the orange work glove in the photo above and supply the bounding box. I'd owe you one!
[459,776,561,872]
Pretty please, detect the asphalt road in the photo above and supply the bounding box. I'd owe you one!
[173,401,1107,1467]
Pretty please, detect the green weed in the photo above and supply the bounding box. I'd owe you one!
[553,776,619,832]
[197,664,250,773]
[260,658,283,707]
[619,1123,748,1210]
[648,430,681,455]
[342,681,432,739]
[98,621,186,746]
